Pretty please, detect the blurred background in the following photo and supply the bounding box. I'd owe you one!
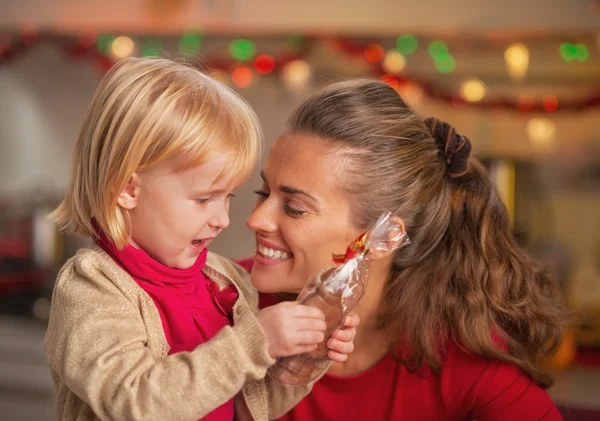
[0,0,599,420]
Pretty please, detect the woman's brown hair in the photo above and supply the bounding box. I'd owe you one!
[287,79,569,387]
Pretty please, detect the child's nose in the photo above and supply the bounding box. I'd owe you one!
[209,203,230,230]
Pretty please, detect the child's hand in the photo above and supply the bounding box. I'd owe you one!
[326,312,359,363]
[257,302,326,358]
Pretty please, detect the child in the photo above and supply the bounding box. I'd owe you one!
[44,58,357,421]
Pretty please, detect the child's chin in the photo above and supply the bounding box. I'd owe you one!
[171,255,199,270]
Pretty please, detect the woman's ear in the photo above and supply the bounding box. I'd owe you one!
[117,173,141,210]
[367,215,407,260]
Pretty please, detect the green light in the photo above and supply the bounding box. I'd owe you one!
[179,33,202,55]
[142,39,163,57]
[286,35,306,50]
[96,34,115,54]
[575,43,589,62]
[559,42,577,62]
[396,35,418,55]
[435,54,456,74]
[428,40,448,60]
[229,39,256,61]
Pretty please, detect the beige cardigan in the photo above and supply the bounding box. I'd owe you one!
[45,245,313,421]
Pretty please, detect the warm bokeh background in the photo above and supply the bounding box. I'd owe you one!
[1,1,599,420]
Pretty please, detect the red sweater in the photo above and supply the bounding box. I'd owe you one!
[98,236,239,421]
[276,339,562,421]
[238,258,563,421]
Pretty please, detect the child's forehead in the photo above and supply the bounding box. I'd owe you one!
[170,151,248,191]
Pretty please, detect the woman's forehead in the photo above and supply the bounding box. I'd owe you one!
[264,133,349,197]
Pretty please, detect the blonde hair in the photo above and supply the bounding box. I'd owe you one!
[51,57,262,248]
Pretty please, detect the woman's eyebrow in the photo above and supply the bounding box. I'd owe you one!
[260,170,319,203]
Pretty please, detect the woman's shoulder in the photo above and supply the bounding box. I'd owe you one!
[440,341,558,420]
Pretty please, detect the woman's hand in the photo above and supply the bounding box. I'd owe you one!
[327,312,360,363]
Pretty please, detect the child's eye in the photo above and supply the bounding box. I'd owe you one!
[284,204,306,217]
[196,197,214,205]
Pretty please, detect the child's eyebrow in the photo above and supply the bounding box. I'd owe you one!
[191,187,229,196]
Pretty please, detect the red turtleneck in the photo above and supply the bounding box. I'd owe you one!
[97,235,239,421]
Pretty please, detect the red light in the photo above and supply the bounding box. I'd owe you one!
[542,95,558,112]
[254,54,275,74]
[0,34,11,53]
[365,43,384,63]
[20,24,38,45]
[231,66,253,88]
[380,74,399,90]
[79,29,98,48]
[517,95,535,111]
[397,80,412,96]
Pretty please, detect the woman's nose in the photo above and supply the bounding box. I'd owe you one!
[247,200,277,233]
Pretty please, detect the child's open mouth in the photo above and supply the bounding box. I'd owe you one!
[191,238,214,249]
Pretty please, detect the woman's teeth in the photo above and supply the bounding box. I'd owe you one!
[258,245,291,259]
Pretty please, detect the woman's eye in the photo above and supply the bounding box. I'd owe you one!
[253,190,269,201]
[284,204,306,217]
[196,198,214,205]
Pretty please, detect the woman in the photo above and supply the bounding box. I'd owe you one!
[244,79,568,420]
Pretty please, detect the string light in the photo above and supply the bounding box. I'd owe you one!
[382,50,406,74]
[96,34,116,54]
[380,74,400,90]
[20,23,38,45]
[231,66,253,88]
[504,43,529,80]
[527,118,556,147]
[428,40,448,60]
[364,43,384,63]
[142,39,163,57]
[460,79,486,102]
[283,60,311,91]
[229,39,256,61]
[78,29,98,48]
[0,34,11,54]
[575,43,589,62]
[254,54,275,74]
[517,95,535,111]
[285,35,306,50]
[435,55,456,74]
[428,40,455,73]
[542,95,559,112]
[560,42,589,62]
[112,36,135,58]
[396,35,418,55]
[179,33,202,55]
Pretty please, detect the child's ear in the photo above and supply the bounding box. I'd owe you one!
[367,215,407,260]
[117,173,141,210]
